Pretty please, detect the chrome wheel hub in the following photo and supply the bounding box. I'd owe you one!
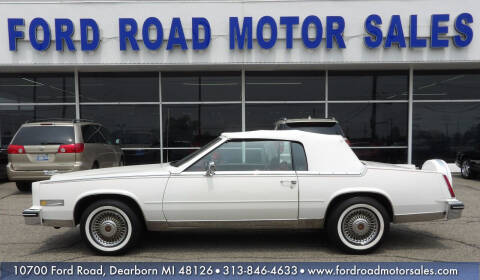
[90,210,128,247]
[341,207,379,246]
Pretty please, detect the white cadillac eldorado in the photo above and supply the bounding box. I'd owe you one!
[23,130,464,255]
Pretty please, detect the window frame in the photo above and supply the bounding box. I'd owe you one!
[183,138,304,173]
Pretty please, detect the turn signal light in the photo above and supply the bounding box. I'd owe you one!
[58,143,84,153]
[7,145,25,154]
[443,175,455,198]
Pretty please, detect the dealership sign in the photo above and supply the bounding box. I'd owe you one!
[7,13,473,52]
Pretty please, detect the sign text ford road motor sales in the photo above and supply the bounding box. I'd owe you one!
[7,13,473,52]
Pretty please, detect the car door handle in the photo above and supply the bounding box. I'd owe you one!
[280,180,297,188]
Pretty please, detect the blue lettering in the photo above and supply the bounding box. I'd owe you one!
[385,15,406,48]
[431,14,449,48]
[280,16,299,49]
[142,17,163,50]
[55,18,75,51]
[192,17,211,50]
[453,13,473,47]
[256,16,277,49]
[119,18,139,51]
[364,14,382,48]
[410,15,427,48]
[229,17,252,49]
[326,16,345,49]
[29,18,51,51]
[80,18,99,51]
[301,15,322,48]
[167,18,187,50]
[8,18,24,51]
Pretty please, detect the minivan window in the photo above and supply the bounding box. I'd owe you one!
[82,125,106,144]
[11,126,74,145]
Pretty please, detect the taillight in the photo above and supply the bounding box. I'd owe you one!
[443,175,455,198]
[58,143,84,153]
[8,145,25,154]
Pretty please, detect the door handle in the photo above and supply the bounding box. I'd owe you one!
[280,180,297,188]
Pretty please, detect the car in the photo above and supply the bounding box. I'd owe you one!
[455,150,480,179]
[7,119,124,192]
[22,130,463,255]
[274,117,349,144]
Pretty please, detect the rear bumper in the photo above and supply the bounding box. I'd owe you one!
[446,200,464,220]
[7,163,83,181]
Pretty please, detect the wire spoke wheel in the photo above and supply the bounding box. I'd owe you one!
[89,209,129,248]
[341,207,379,246]
[462,161,471,178]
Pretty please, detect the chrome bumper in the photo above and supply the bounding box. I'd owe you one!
[446,200,464,220]
[22,208,41,225]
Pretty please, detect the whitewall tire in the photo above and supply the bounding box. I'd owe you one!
[327,197,389,254]
[80,199,143,255]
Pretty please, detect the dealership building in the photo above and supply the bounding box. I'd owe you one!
[0,0,479,169]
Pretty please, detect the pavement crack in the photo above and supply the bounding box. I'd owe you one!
[396,228,480,250]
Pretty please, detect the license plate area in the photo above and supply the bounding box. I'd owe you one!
[36,154,49,161]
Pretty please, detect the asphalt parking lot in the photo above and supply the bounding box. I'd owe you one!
[0,176,479,262]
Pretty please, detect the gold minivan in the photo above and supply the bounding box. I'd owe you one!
[7,119,124,192]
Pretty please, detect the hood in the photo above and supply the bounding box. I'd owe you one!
[49,163,172,182]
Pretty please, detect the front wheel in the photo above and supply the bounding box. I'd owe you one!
[80,199,143,255]
[327,197,389,254]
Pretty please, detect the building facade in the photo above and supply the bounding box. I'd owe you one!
[0,0,479,167]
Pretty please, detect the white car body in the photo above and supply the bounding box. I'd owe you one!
[23,130,464,253]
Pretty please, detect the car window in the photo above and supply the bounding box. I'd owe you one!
[11,126,74,145]
[100,127,113,145]
[82,125,106,144]
[291,142,308,171]
[187,140,293,172]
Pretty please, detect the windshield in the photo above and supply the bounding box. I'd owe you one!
[170,137,223,167]
[11,126,75,145]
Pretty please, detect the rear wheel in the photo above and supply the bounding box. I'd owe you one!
[92,162,99,169]
[461,160,475,179]
[16,182,32,192]
[80,199,143,255]
[327,197,389,254]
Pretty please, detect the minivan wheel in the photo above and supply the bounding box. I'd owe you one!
[80,199,143,255]
[16,182,32,192]
[461,160,474,179]
[327,197,389,254]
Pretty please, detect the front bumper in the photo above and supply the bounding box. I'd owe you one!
[22,208,41,225]
[446,200,464,220]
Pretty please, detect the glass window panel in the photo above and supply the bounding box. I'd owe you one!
[329,71,408,100]
[79,72,158,102]
[162,72,241,102]
[163,104,241,147]
[0,73,75,103]
[246,104,325,131]
[414,70,480,100]
[413,102,480,165]
[80,105,160,148]
[352,148,407,164]
[328,103,408,146]
[163,149,198,163]
[187,140,293,172]
[291,142,308,171]
[123,149,161,165]
[0,105,75,148]
[246,71,325,101]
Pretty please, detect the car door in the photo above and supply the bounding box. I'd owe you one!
[163,140,299,223]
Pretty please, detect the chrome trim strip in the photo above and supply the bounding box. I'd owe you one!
[393,212,445,223]
[146,219,324,231]
[42,219,75,228]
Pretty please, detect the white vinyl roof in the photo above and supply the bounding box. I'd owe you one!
[221,130,365,174]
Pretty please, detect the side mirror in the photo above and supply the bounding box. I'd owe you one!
[115,138,121,145]
[206,161,216,176]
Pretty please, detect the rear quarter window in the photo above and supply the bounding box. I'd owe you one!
[11,126,75,145]
[291,142,308,171]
